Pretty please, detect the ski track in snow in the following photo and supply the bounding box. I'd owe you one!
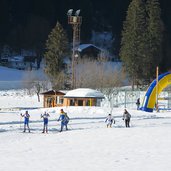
[1,111,171,132]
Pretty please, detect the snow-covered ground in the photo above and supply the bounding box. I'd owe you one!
[0,90,171,171]
[1,66,171,171]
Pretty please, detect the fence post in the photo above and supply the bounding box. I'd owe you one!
[124,90,126,108]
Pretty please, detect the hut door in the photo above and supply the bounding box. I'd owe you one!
[47,98,52,107]
[52,98,55,107]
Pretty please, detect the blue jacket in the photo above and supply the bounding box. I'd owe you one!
[58,113,69,125]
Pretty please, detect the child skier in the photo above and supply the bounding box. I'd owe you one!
[105,114,115,128]
[57,109,70,132]
[41,111,50,133]
[21,110,31,132]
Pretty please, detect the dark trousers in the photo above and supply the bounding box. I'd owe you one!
[42,124,48,133]
[137,104,140,110]
[60,123,68,132]
[24,123,30,132]
[125,119,130,127]
[42,119,48,133]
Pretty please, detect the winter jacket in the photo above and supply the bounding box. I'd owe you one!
[105,115,114,124]
[41,112,50,124]
[58,112,69,126]
[21,113,30,124]
[123,112,131,120]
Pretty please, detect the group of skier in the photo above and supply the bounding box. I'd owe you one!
[21,108,131,133]
[20,108,69,133]
[105,109,131,128]
[105,99,137,127]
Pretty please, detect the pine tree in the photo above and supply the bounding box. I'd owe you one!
[146,0,162,78]
[120,0,163,87]
[120,0,147,88]
[44,22,69,88]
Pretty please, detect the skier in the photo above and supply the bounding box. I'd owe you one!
[21,110,31,132]
[41,111,50,133]
[105,114,115,128]
[122,109,131,127]
[136,98,140,110]
[57,109,70,132]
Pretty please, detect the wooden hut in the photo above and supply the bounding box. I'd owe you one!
[41,90,67,108]
[63,88,104,106]
[76,44,102,59]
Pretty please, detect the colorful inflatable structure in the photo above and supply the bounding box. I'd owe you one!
[141,72,171,112]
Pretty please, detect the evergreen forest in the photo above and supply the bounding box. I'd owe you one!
[0,0,171,85]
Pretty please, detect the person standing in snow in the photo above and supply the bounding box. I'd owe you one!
[122,109,131,127]
[136,98,140,110]
[57,109,70,132]
[21,110,31,132]
[41,111,50,133]
[105,114,115,128]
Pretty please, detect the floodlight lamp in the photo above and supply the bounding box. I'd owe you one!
[75,52,79,58]
[75,9,81,16]
[67,9,73,16]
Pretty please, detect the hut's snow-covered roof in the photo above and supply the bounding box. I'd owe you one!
[77,44,102,52]
[41,90,68,95]
[64,88,104,98]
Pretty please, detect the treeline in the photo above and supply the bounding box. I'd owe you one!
[0,0,171,54]
[120,0,171,89]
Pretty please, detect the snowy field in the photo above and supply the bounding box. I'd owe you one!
[0,66,171,171]
[0,90,171,171]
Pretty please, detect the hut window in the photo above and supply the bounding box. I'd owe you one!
[56,96,63,104]
[47,98,52,107]
[70,99,75,106]
[78,100,83,106]
[86,100,90,106]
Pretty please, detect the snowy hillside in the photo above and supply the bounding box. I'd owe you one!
[0,66,46,90]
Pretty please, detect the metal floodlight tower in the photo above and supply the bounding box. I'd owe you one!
[67,9,82,89]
